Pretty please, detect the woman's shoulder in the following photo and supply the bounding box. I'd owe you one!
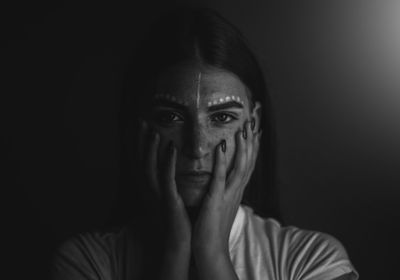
[240,205,359,280]
[242,205,348,253]
[51,225,132,280]
[56,225,129,254]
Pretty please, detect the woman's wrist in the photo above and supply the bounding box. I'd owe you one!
[160,244,191,280]
[193,241,230,269]
[192,236,229,258]
[194,250,238,280]
[165,233,191,252]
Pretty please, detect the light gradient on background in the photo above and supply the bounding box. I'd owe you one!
[4,1,400,279]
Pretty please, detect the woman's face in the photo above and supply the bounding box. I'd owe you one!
[146,62,261,207]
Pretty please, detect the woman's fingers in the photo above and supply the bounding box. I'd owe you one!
[164,141,179,201]
[146,129,161,197]
[239,120,252,195]
[226,119,261,198]
[245,120,253,166]
[243,120,255,187]
[208,140,227,197]
[243,127,260,190]
[139,119,161,196]
[143,126,182,211]
[226,124,247,191]
[250,129,262,172]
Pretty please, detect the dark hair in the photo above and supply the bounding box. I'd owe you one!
[107,6,281,228]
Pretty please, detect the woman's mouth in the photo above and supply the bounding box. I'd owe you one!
[177,171,211,183]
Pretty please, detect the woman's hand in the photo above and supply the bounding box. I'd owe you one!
[192,120,261,279]
[138,118,261,280]
[138,120,191,280]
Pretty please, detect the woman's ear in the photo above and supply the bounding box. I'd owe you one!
[251,101,262,132]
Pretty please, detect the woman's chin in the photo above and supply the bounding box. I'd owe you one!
[176,182,209,207]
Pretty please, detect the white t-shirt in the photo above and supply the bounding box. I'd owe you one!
[52,205,358,280]
[228,205,358,280]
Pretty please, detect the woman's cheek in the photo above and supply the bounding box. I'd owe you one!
[154,126,182,158]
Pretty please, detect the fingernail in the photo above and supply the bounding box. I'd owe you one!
[221,139,226,153]
[251,118,255,130]
[242,127,247,139]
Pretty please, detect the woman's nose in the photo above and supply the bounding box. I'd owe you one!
[184,124,210,159]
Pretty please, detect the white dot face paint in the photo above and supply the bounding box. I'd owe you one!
[206,94,244,107]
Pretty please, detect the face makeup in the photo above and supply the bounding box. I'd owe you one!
[153,93,188,106]
[207,95,245,107]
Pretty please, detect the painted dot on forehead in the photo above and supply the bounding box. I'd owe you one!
[206,94,245,107]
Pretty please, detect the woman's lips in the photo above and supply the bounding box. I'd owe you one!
[177,171,211,183]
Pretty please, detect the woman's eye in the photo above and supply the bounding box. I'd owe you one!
[211,113,237,124]
[154,111,183,124]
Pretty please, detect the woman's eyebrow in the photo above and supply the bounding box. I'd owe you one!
[207,101,244,112]
[151,99,187,111]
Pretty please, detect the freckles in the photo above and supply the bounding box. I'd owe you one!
[213,129,236,152]
[212,129,232,142]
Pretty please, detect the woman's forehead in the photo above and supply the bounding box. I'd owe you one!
[155,64,249,108]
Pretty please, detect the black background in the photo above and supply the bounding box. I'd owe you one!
[3,0,400,279]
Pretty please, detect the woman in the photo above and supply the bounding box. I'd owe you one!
[51,7,359,280]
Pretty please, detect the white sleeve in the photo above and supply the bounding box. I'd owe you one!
[285,230,359,280]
